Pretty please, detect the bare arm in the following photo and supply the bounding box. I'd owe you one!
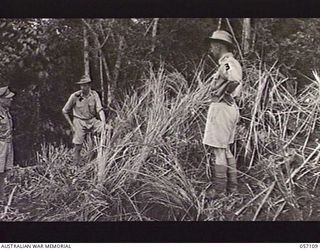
[94,92,106,124]
[62,94,76,132]
[63,112,75,132]
[98,109,106,124]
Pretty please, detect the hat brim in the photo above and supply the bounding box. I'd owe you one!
[75,80,91,85]
[0,92,15,99]
[204,37,234,47]
[0,86,8,96]
[4,92,15,98]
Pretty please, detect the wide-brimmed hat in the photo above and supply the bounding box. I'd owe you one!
[75,74,92,85]
[205,30,233,46]
[0,86,15,98]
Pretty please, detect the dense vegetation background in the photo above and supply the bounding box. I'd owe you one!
[0,18,317,164]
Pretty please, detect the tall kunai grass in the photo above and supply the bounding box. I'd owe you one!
[3,59,320,221]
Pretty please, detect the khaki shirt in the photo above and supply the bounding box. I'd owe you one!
[62,89,103,120]
[0,106,13,142]
[211,52,243,97]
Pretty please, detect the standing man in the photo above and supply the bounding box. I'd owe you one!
[62,75,106,165]
[203,30,243,198]
[0,86,15,202]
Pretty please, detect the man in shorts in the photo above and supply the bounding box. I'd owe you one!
[0,85,15,202]
[203,30,243,198]
[62,74,106,165]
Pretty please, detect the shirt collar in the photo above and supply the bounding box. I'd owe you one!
[80,89,93,98]
[218,52,234,65]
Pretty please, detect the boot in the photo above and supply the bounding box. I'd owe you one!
[227,157,238,194]
[227,172,238,194]
[214,176,227,195]
[206,177,227,201]
[206,164,227,199]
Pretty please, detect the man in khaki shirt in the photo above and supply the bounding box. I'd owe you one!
[203,30,243,198]
[0,86,15,202]
[62,75,106,165]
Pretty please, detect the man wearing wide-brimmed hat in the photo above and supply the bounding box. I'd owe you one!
[203,30,243,198]
[62,74,106,165]
[0,85,15,203]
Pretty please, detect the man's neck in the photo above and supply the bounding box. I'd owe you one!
[81,89,91,97]
[218,51,233,64]
[218,50,230,60]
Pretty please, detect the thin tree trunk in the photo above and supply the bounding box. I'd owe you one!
[113,35,124,87]
[251,19,257,52]
[82,19,119,107]
[242,18,251,55]
[217,18,222,30]
[99,51,105,106]
[83,26,90,76]
[226,18,244,61]
[151,18,159,53]
[100,55,113,106]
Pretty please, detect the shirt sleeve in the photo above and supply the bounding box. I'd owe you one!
[62,94,76,114]
[94,92,104,113]
[220,60,242,82]
[220,59,243,97]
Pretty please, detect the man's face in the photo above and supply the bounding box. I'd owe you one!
[209,41,222,59]
[0,97,13,109]
[80,83,91,93]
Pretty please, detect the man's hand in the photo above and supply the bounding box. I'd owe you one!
[105,123,113,130]
[63,112,76,134]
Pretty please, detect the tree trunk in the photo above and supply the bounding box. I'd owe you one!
[113,35,124,86]
[151,18,159,53]
[83,25,90,76]
[251,19,257,52]
[217,18,222,30]
[99,51,105,106]
[242,18,251,55]
[101,56,113,106]
[226,18,244,61]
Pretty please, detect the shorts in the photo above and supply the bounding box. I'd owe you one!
[203,102,239,148]
[73,117,104,145]
[0,140,13,173]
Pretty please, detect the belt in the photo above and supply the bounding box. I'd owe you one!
[73,116,95,121]
[212,95,235,106]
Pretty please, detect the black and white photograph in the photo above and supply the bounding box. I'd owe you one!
[0,18,320,225]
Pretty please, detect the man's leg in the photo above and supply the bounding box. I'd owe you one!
[73,144,82,165]
[0,172,6,202]
[212,147,228,196]
[226,146,238,193]
[72,119,85,165]
[0,141,8,202]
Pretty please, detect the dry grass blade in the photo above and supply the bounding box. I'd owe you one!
[273,201,286,221]
[287,143,320,184]
[2,185,17,219]
[252,182,275,221]
[235,184,271,216]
